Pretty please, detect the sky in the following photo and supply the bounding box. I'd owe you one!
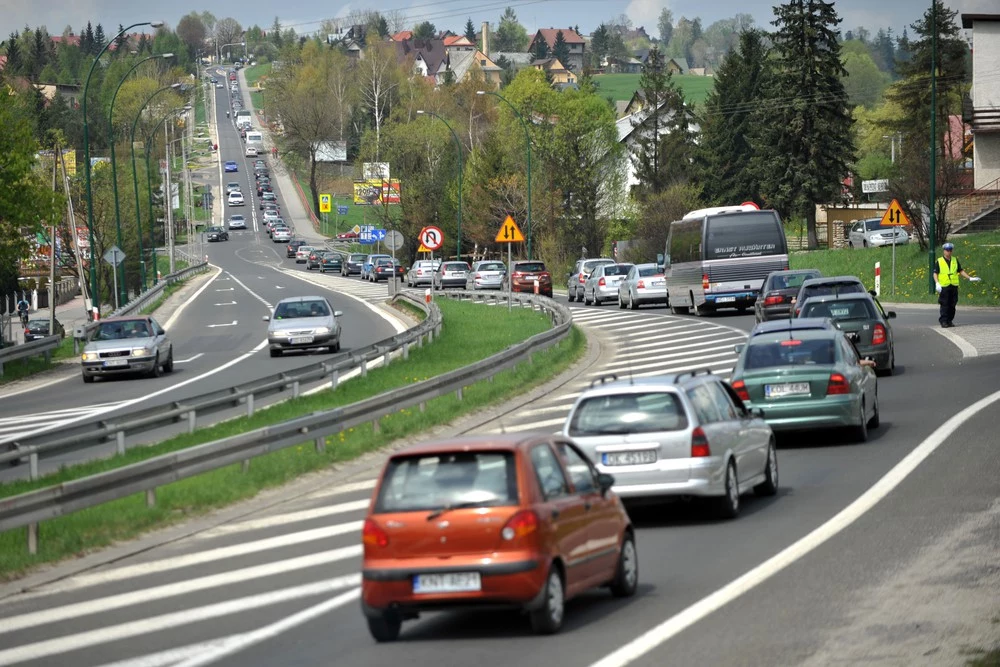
[0,0,995,44]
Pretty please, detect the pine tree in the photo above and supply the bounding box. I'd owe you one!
[750,0,855,248]
[552,30,570,69]
[31,27,47,79]
[83,22,95,56]
[696,29,771,204]
[113,23,128,56]
[464,18,476,43]
[93,23,106,53]
[533,36,549,60]
[4,32,23,76]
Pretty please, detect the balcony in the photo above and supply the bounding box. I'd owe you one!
[969,106,1000,133]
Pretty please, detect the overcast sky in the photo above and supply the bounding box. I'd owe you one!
[0,0,994,43]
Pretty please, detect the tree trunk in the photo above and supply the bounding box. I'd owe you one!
[309,151,319,218]
[805,205,819,250]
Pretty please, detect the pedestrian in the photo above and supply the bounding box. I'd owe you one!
[933,241,981,328]
[271,146,278,159]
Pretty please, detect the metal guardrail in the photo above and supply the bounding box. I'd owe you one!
[0,290,572,553]
[0,336,62,377]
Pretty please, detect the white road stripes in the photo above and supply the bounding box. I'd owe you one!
[0,303,747,665]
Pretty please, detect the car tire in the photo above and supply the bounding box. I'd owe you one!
[82,373,94,384]
[629,293,639,310]
[270,349,282,358]
[149,354,162,378]
[593,295,602,306]
[754,441,779,497]
[854,399,869,443]
[163,351,174,373]
[618,294,626,309]
[583,292,591,306]
[608,533,639,598]
[529,566,565,635]
[867,392,880,429]
[567,290,576,303]
[715,460,740,519]
[366,613,402,643]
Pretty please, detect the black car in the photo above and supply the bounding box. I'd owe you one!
[24,318,65,342]
[206,226,229,242]
[254,168,270,181]
[755,269,823,323]
[257,179,272,196]
[372,258,406,282]
[341,253,367,277]
[319,254,343,273]
[286,240,307,258]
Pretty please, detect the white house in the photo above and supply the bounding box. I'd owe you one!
[962,13,1000,188]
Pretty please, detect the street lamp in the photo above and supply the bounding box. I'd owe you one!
[129,83,183,287]
[82,19,163,318]
[417,110,463,258]
[477,89,532,259]
[109,51,174,302]
[220,41,246,63]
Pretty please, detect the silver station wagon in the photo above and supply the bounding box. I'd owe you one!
[562,371,777,518]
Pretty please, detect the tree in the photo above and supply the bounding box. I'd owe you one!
[666,17,698,65]
[177,13,208,59]
[464,18,476,44]
[552,31,570,68]
[4,32,23,77]
[113,23,129,55]
[93,24,106,54]
[214,17,243,59]
[750,0,855,249]
[658,8,674,44]
[697,29,771,204]
[494,8,529,52]
[841,50,891,108]
[588,23,610,69]
[82,22,95,56]
[533,36,549,60]
[356,41,401,160]
[270,17,283,47]
[413,21,436,40]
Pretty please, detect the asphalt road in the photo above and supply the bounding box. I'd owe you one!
[2,276,998,667]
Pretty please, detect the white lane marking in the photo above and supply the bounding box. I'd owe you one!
[605,344,740,368]
[174,354,204,364]
[213,301,237,306]
[626,364,735,381]
[486,417,566,433]
[213,288,234,292]
[162,266,224,331]
[92,636,235,667]
[206,321,238,328]
[0,546,361,634]
[0,575,361,666]
[932,327,978,358]
[614,333,745,356]
[172,588,361,667]
[595,350,736,375]
[24,521,362,597]
[589,388,1000,667]
[303,478,377,500]
[225,271,273,310]
[511,402,578,418]
[275,285,285,289]
[200,498,370,537]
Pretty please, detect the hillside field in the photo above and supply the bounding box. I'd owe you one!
[592,73,715,106]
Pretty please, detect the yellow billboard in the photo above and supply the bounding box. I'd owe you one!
[353,179,401,206]
[35,149,77,177]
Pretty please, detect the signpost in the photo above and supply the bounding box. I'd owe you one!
[495,215,526,312]
[862,179,890,194]
[880,198,911,297]
[419,226,444,251]
[337,205,348,216]
[103,245,126,311]
[318,194,332,213]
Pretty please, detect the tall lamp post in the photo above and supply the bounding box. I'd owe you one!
[417,110,463,258]
[129,83,182,289]
[928,0,938,294]
[82,19,163,318]
[220,41,246,64]
[109,52,173,301]
[477,89,532,259]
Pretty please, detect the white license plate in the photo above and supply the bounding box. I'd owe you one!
[290,336,315,345]
[602,450,657,466]
[765,382,811,398]
[829,307,850,317]
[715,296,736,303]
[103,358,129,367]
[413,572,481,594]
[651,280,665,287]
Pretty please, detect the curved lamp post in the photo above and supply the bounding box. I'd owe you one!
[109,52,174,301]
[477,90,532,259]
[417,110,463,258]
[129,83,182,287]
[82,19,163,316]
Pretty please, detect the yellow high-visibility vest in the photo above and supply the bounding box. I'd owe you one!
[937,256,959,287]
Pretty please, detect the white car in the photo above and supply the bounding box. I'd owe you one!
[262,209,280,223]
[848,217,910,248]
[296,245,315,263]
[227,191,245,206]
[272,227,291,243]
[228,215,246,230]
[245,146,259,158]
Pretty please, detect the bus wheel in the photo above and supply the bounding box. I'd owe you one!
[692,292,712,317]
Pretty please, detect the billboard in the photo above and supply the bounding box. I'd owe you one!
[353,179,401,206]
[315,141,347,162]
[35,149,77,177]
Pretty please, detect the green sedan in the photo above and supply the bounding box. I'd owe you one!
[730,320,880,442]
[796,292,896,375]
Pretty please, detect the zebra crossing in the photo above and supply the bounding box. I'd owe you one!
[0,400,135,444]
[0,303,749,666]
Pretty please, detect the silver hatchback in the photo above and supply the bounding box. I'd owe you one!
[617,263,668,310]
[467,260,506,290]
[264,296,343,357]
[562,372,776,518]
[582,263,633,306]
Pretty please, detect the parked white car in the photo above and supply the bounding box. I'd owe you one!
[848,217,909,248]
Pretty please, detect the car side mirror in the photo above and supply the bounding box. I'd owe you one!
[734,343,745,354]
[597,472,615,496]
[333,310,343,318]
[887,311,897,319]
[262,315,270,322]
[868,290,878,297]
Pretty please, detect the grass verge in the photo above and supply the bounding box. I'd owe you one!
[0,299,586,579]
[789,231,1000,306]
[591,73,715,105]
[0,337,77,386]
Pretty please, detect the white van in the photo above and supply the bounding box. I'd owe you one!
[235,110,252,129]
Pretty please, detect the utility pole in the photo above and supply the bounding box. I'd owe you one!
[928,0,938,294]
[181,121,192,259]
[50,140,58,338]
[165,120,176,274]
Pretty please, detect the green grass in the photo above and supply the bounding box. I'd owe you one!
[0,299,586,579]
[154,254,189,279]
[195,82,206,126]
[966,645,1000,666]
[243,63,270,87]
[0,337,77,386]
[139,281,185,315]
[592,73,715,106]
[789,231,1000,305]
[292,173,401,238]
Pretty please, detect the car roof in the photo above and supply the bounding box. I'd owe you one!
[801,275,864,288]
[577,370,718,396]
[634,263,659,270]
[750,317,838,336]
[275,296,329,305]
[389,433,553,458]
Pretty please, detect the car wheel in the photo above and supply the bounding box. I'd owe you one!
[82,373,94,384]
[629,292,639,310]
[867,392,880,429]
[608,533,639,598]
[366,613,402,643]
[162,350,174,373]
[149,353,162,378]
[529,566,565,635]
[593,294,602,306]
[715,460,740,519]
[618,293,626,309]
[854,399,869,443]
[270,349,282,358]
[754,440,779,496]
[567,289,576,303]
[583,291,591,305]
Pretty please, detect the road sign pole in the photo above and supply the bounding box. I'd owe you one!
[508,242,513,313]
[892,235,896,297]
[112,259,119,311]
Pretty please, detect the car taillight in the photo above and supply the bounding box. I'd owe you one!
[362,518,389,548]
[475,273,482,279]
[731,380,750,402]
[826,373,850,395]
[578,273,586,284]
[702,274,710,290]
[598,277,606,286]
[637,280,645,289]
[514,272,524,279]
[691,426,711,457]
[872,324,886,345]
[763,294,784,306]
[501,510,538,541]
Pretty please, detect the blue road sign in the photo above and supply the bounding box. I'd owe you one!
[373,228,386,241]
[360,225,375,233]
[358,237,376,245]
[337,205,349,215]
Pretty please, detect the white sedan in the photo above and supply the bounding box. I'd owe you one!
[296,246,315,263]
[848,217,909,248]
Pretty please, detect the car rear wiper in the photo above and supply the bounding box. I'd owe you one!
[426,500,490,521]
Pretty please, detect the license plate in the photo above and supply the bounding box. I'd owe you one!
[602,450,657,466]
[413,572,481,594]
[290,336,314,345]
[829,307,850,317]
[103,358,128,367]
[651,280,665,286]
[765,382,811,398]
[715,296,736,303]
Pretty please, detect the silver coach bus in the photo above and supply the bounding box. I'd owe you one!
[665,204,789,315]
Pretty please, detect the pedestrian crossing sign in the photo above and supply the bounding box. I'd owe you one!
[319,194,332,213]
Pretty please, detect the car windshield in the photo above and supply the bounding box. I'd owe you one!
[768,272,820,290]
[744,338,837,369]
[273,300,330,319]
[638,266,660,277]
[374,451,518,513]
[231,216,244,221]
[93,321,151,340]
[208,227,223,233]
[568,392,688,436]
[26,320,50,331]
[515,262,546,272]
[864,219,886,231]
[802,299,876,321]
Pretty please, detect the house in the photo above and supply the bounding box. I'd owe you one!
[527,28,586,72]
[395,38,502,86]
[665,58,686,74]
[605,56,643,74]
[531,57,576,86]
[34,83,82,108]
[443,35,476,51]
[687,66,713,77]
[616,101,699,192]
[449,49,503,86]
[391,30,413,42]
[327,25,367,58]
[962,13,1000,189]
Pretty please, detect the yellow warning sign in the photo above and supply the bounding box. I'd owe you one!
[319,194,332,213]
[495,215,525,243]
[880,199,910,227]
[417,243,432,253]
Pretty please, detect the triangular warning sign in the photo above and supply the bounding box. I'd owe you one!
[880,199,910,227]
[417,243,432,253]
[495,215,526,243]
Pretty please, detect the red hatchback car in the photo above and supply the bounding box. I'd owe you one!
[508,260,553,297]
[361,434,637,642]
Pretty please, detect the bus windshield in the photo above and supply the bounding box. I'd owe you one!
[705,212,785,260]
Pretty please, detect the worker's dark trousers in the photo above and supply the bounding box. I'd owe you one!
[939,285,958,325]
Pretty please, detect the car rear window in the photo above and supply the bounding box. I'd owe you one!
[374,451,518,513]
[443,262,468,270]
[638,266,660,277]
[350,254,366,261]
[768,272,820,290]
[603,264,632,276]
[744,339,836,369]
[568,392,688,435]
[802,299,876,321]
[801,282,865,300]
[478,262,505,271]
[515,262,546,272]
